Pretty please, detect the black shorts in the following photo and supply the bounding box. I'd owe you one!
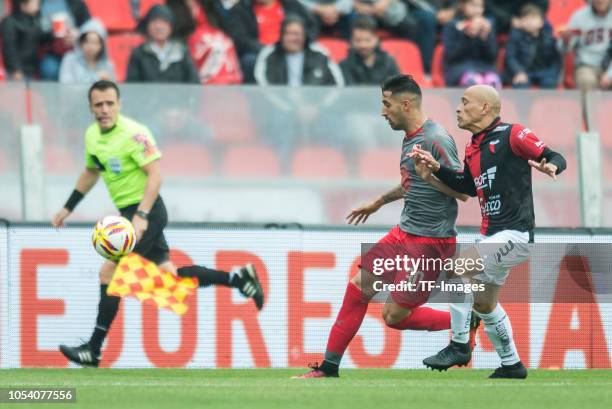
[119,196,170,265]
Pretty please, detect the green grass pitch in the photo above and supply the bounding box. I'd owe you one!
[0,368,611,409]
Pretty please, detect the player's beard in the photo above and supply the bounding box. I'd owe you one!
[386,117,402,131]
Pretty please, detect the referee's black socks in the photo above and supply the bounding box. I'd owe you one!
[89,284,121,355]
[177,265,243,288]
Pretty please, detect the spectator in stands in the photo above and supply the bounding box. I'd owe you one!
[254,14,344,85]
[126,4,200,83]
[169,0,224,38]
[352,0,437,76]
[38,0,91,80]
[485,0,548,34]
[503,3,560,89]
[167,0,243,84]
[58,18,115,84]
[225,0,317,83]
[1,0,52,80]
[558,0,612,91]
[340,16,399,84]
[297,0,351,38]
[442,0,500,88]
[427,0,458,27]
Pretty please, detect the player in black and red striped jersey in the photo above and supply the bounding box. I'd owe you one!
[411,85,566,379]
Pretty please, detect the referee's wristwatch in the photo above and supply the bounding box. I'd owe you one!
[135,210,149,220]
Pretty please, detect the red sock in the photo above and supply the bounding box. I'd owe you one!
[324,282,369,361]
[388,306,450,331]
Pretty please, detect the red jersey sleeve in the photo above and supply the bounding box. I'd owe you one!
[509,124,546,161]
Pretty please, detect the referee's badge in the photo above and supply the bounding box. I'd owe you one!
[108,157,121,174]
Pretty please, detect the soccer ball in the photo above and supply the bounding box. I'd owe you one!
[92,216,136,260]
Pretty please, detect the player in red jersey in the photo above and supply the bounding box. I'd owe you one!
[411,85,566,379]
[294,75,476,378]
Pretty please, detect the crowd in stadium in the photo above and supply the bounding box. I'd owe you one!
[0,0,611,89]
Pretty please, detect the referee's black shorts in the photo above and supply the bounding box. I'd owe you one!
[119,196,170,265]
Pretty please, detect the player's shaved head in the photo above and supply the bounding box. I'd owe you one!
[465,85,501,115]
[456,85,503,133]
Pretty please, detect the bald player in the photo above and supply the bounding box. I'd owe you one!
[410,85,566,379]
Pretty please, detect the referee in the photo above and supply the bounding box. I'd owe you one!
[52,80,264,367]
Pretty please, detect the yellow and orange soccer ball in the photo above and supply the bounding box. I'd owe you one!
[92,216,136,260]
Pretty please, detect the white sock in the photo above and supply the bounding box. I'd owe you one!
[450,301,472,343]
[478,304,520,365]
[449,277,473,344]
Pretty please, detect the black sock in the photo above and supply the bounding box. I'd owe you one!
[320,360,339,375]
[177,265,242,288]
[450,340,470,353]
[88,284,121,354]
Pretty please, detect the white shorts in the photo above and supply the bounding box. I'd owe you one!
[473,230,531,285]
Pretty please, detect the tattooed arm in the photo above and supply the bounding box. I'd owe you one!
[346,184,403,225]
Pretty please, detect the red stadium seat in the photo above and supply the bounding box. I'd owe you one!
[536,189,580,226]
[563,52,576,89]
[528,97,581,149]
[3,0,11,15]
[380,39,427,87]
[161,143,213,176]
[547,0,585,29]
[45,145,76,175]
[200,89,257,142]
[223,145,281,177]
[497,45,506,74]
[500,98,520,124]
[422,94,462,139]
[107,33,144,82]
[604,153,612,180]
[85,0,136,31]
[291,146,348,179]
[375,29,394,40]
[316,37,349,63]
[431,44,445,87]
[358,148,399,180]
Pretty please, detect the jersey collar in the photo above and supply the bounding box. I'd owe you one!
[404,119,427,140]
[472,117,501,141]
[99,115,123,135]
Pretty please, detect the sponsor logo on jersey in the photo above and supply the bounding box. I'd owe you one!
[492,125,509,133]
[133,134,158,157]
[474,166,497,190]
[108,158,121,174]
[478,195,502,217]
[517,128,532,140]
[406,144,422,158]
